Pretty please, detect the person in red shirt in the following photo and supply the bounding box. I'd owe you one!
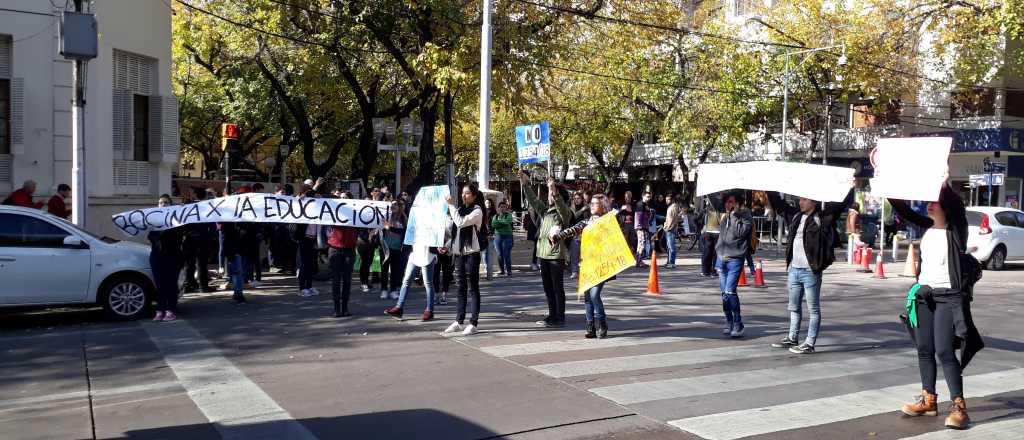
[2,180,45,209]
[326,190,359,318]
[47,184,72,219]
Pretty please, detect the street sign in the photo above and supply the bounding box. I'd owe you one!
[969,173,1005,187]
[515,121,551,164]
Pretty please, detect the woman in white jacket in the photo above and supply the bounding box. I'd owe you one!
[441,183,485,336]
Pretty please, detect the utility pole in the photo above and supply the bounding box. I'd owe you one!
[478,0,493,188]
[63,0,97,228]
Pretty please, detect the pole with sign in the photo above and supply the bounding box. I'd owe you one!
[222,123,240,191]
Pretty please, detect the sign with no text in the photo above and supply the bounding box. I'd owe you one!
[578,211,635,296]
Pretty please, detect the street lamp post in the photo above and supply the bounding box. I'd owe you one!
[780,44,846,162]
[374,118,423,196]
[478,0,493,189]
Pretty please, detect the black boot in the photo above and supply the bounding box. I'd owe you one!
[333,299,342,318]
[585,321,597,339]
[597,318,608,339]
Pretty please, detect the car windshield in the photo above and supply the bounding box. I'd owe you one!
[966,211,982,227]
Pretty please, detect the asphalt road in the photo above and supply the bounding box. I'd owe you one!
[2,240,1022,440]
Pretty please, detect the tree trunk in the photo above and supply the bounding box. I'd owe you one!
[410,92,440,195]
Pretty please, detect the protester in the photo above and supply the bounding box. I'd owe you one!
[697,195,722,277]
[432,220,455,305]
[219,221,249,304]
[890,184,983,430]
[715,192,752,338]
[491,201,515,276]
[524,207,540,271]
[568,192,588,278]
[441,183,485,336]
[634,192,655,267]
[148,195,184,321]
[556,194,614,338]
[662,195,683,269]
[3,180,45,208]
[326,192,358,317]
[379,200,410,300]
[357,214,381,293]
[385,239,440,322]
[619,191,636,255]
[182,187,214,293]
[482,198,497,280]
[46,184,72,219]
[766,188,854,354]
[847,202,861,244]
[270,184,298,275]
[295,190,320,297]
[521,172,572,328]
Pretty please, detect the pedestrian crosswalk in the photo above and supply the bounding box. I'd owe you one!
[446,325,1024,440]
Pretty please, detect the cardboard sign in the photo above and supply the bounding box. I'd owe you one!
[869,137,951,201]
[404,185,451,247]
[696,161,854,202]
[578,211,635,295]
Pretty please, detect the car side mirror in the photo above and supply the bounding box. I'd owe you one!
[63,236,88,249]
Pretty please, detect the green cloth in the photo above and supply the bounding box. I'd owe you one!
[905,283,921,328]
[523,184,573,261]
[491,212,515,235]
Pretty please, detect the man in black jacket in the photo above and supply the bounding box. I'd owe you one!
[767,188,854,354]
[182,187,214,293]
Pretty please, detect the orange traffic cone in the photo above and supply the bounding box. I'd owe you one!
[853,245,863,265]
[645,248,661,296]
[900,243,919,278]
[753,259,766,288]
[738,269,749,287]
[858,247,873,273]
[873,254,887,279]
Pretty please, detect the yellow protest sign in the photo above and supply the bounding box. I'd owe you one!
[578,210,636,296]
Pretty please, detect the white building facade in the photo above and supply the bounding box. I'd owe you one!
[0,0,178,238]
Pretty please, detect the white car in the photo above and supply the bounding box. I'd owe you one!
[0,205,172,320]
[966,206,1024,271]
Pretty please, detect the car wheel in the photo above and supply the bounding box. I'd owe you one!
[987,245,1007,271]
[100,275,152,320]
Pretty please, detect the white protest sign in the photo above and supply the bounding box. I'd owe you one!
[869,137,951,201]
[404,185,451,247]
[696,161,853,202]
[110,194,392,237]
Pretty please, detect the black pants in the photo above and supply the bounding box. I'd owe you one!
[454,252,481,326]
[297,239,318,290]
[183,241,210,290]
[701,232,719,275]
[916,297,964,399]
[382,247,409,292]
[329,247,355,314]
[151,253,183,313]
[433,253,454,293]
[272,232,297,273]
[246,238,262,282]
[357,244,379,286]
[530,240,539,266]
[540,259,566,323]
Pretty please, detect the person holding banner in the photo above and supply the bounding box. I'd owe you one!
[555,194,614,338]
[888,184,983,430]
[379,201,410,300]
[520,172,573,328]
[715,192,752,338]
[766,188,854,354]
[441,183,486,336]
[325,190,359,318]
[148,195,185,322]
[385,239,439,321]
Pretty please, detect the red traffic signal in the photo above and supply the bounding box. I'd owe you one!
[222,123,240,140]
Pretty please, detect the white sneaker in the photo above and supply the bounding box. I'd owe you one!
[361,284,370,293]
[250,281,262,288]
[461,324,478,336]
[389,291,399,300]
[309,287,320,296]
[379,290,389,299]
[441,322,463,335]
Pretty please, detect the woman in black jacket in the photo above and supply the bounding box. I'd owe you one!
[889,184,983,430]
[148,194,184,321]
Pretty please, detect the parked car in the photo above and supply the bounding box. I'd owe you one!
[0,205,179,320]
[966,206,1024,270]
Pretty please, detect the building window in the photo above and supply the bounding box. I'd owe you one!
[1006,90,1024,118]
[0,79,9,154]
[133,94,149,161]
[950,88,996,118]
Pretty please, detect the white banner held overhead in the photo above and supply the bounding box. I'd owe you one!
[111,194,392,237]
[696,161,854,202]
[869,137,952,202]
[404,185,451,247]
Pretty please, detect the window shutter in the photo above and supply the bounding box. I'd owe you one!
[112,88,132,161]
[0,36,10,79]
[10,77,24,155]
[161,95,179,160]
[149,95,162,162]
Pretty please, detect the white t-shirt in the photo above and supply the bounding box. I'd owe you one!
[918,228,951,288]
[791,214,811,269]
[409,245,436,267]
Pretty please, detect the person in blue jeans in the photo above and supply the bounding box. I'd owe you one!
[766,187,854,354]
[385,244,439,322]
[714,192,752,338]
[491,201,515,276]
[556,193,614,338]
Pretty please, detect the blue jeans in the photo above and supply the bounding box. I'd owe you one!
[569,238,581,274]
[717,257,744,327]
[229,254,246,296]
[585,283,606,322]
[787,267,822,346]
[482,237,494,275]
[496,234,514,274]
[396,259,435,311]
[665,231,677,265]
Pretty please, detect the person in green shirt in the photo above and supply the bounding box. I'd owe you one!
[491,201,515,276]
[519,171,573,327]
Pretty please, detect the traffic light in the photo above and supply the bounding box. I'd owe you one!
[221,123,240,152]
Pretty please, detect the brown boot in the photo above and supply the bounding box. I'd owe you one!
[901,390,938,416]
[944,397,969,429]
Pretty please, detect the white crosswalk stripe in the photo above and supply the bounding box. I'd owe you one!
[480,335,706,357]
[897,417,1024,440]
[668,368,1024,440]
